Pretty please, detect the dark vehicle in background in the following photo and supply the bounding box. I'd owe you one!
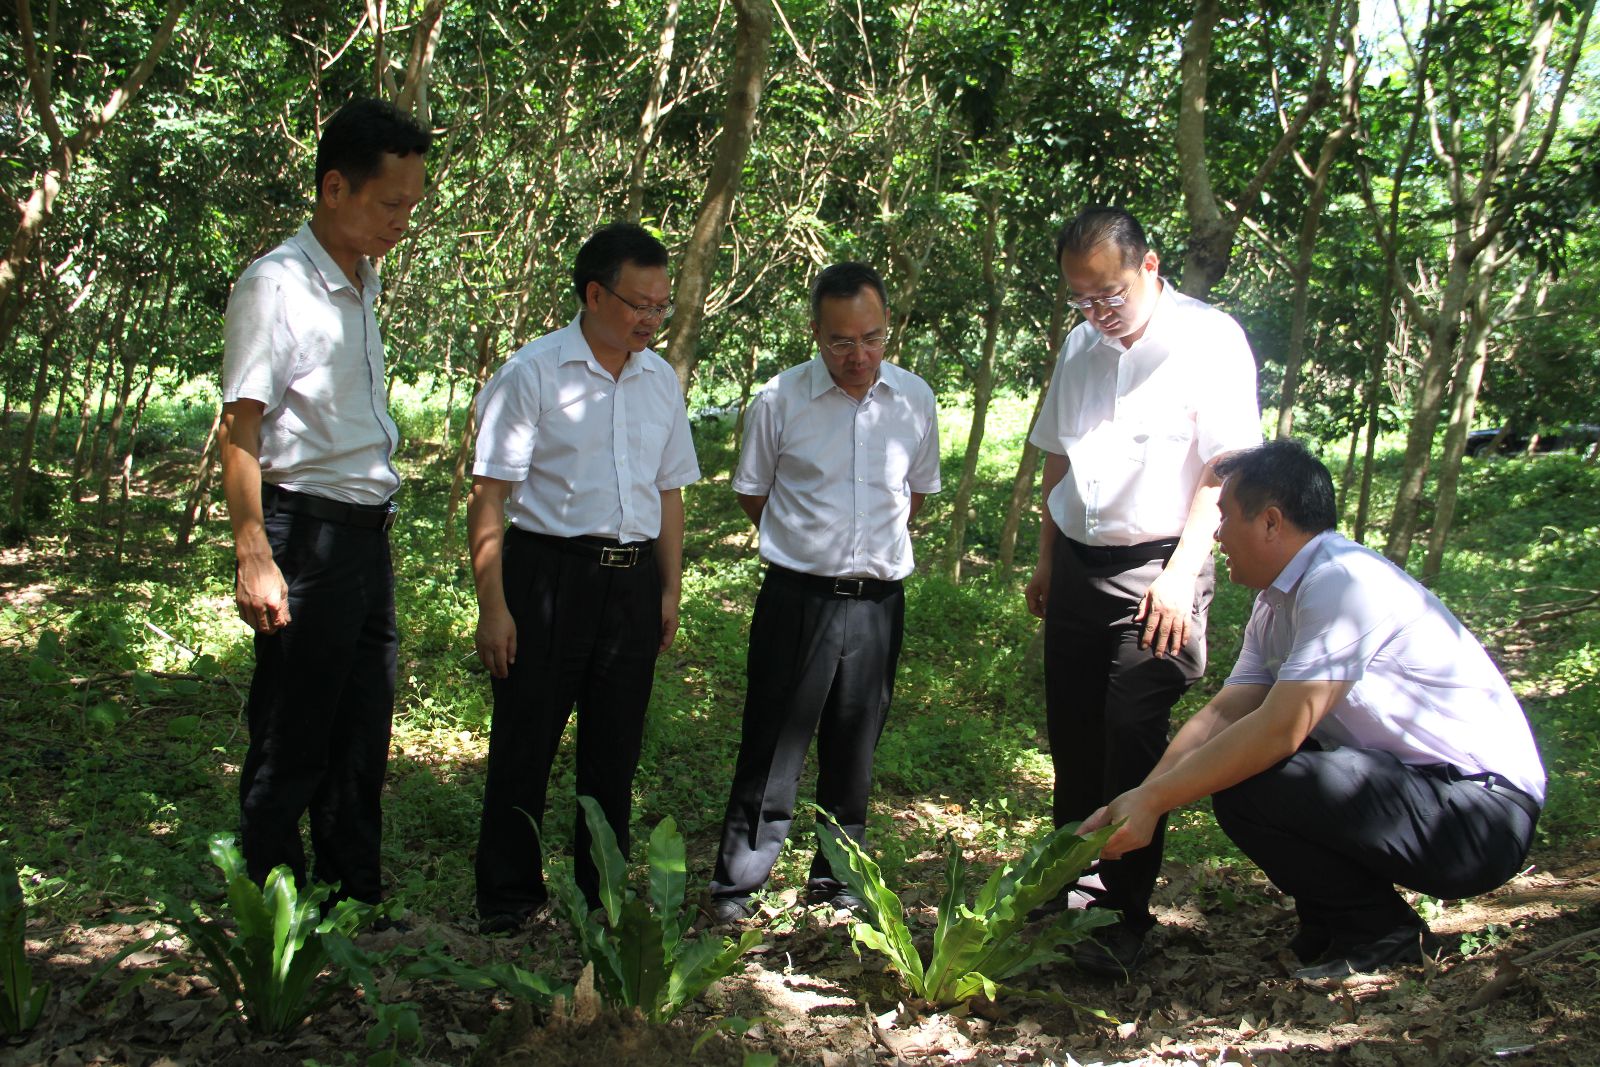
[1465,424,1600,457]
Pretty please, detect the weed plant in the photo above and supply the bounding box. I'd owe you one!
[551,797,760,1022]
[815,812,1118,1008]
[1,851,50,1036]
[143,835,397,1038]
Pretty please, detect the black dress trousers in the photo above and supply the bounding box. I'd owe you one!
[710,566,905,902]
[1213,745,1538,943]
[238,500,398,905]
[474,529,662,917]
[1044,530,1213,932]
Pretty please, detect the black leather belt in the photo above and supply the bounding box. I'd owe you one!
[1422,764,1542,822]
[1064,535,1180,566]
[1461,772,1542,822]
[767,564,902,599]
[514,528,655,568]
[262,484,397,531]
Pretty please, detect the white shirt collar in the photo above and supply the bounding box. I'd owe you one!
[803,355,900,400]
[1267,529,1339,599]
[291,222,379,297]
[560,314,655,381]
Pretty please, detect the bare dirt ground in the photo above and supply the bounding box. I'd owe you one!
[7,841,1596,1066]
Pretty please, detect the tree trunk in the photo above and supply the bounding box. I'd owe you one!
[733,331,760,457]
[626,0,681,224]
[1278,16,1360,438]
[1420,304,1492,584]
[112,373,157,566]
[998,273,1071,575]
[73,286,139,496]
[943,198,1008,584]
[444,324,497,546]
[665,0,774,396]
[1175,0,1337,299]
[0,0,188,309]
[175,407,223,551]
[1383,256,1473,565]
[7,329,58,528]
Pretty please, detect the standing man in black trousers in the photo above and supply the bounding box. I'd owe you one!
[706,262,941,924]
[1082,440,1544,980]
[220,98,431,906]
[1025,207,1262,975]
[468,223,700,934]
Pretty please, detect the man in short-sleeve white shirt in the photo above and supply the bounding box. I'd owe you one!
[467,223,700,933]
[706,263,940,922]
[1082,440,1544,980]
[1024,206,1261,974]
[218,98,429,907]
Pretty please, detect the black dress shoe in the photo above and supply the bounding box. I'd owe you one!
[1073,922,1147,980]
[1287,923,1332,964]
[369,915,411,934]
[805,884,865,916]
[478,911,526,935]
[705,897,754,925]
[1294,924,1442,981]
[478,900,550,936]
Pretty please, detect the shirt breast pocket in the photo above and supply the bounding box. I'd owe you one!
[874,436,914,493]
[627,419,670,482]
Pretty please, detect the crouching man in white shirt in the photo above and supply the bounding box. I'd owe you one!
[1082,439,1545,980]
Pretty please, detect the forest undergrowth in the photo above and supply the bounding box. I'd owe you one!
[2,394,1598,1065]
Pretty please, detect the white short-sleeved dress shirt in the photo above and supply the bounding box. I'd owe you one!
[1029,281,1262,546]
[1225,531,1546,801]
[222,223,401,506]
[734,358,941,581]
[472,317,700,543]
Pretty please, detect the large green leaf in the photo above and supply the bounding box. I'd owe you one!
[646,815,689,951]
[615,898,666,1012]
[813,812,925,990]
[577,795,629,927]
[665,929,760,1020]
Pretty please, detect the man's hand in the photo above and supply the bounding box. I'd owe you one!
[1077,788,1162,860]
[475,603,517,679]
[1025,563,1051,619]
[236,553,291,634]
[659,590,680,653]
[1135,567,1195,658]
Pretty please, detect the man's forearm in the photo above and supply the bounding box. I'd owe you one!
[219,406,270,563]
[1140,680,1342,815]
[465,479,510,613]
[1037,451,1069,564]
[1163,463,1224,579]
[656,489,685,596]
[1146,683,1268,780]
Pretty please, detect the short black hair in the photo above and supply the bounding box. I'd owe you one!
[1055,206,1150,269]
[1214,439,1337,534]
[315,98,432,197]
[811,262,888,319]
[572,222,669,304]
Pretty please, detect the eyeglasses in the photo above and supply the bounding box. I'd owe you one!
[1067,281,1134,311]
[824,332,889,357]
[600,282,674,321]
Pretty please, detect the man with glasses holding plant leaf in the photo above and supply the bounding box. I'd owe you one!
[1025,206,1261,976]
[706,262,941,925]
[467,222,700,935]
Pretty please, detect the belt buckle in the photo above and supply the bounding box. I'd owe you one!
[832,577,866,597]
[600,545,635,568]
[382,503,399,531]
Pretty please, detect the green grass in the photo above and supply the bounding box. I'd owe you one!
[1,393,1595,931]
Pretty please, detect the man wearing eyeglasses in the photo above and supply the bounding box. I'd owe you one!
[705,262,941,924]
[1025,206,1262,976]
[467,222,700,934]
